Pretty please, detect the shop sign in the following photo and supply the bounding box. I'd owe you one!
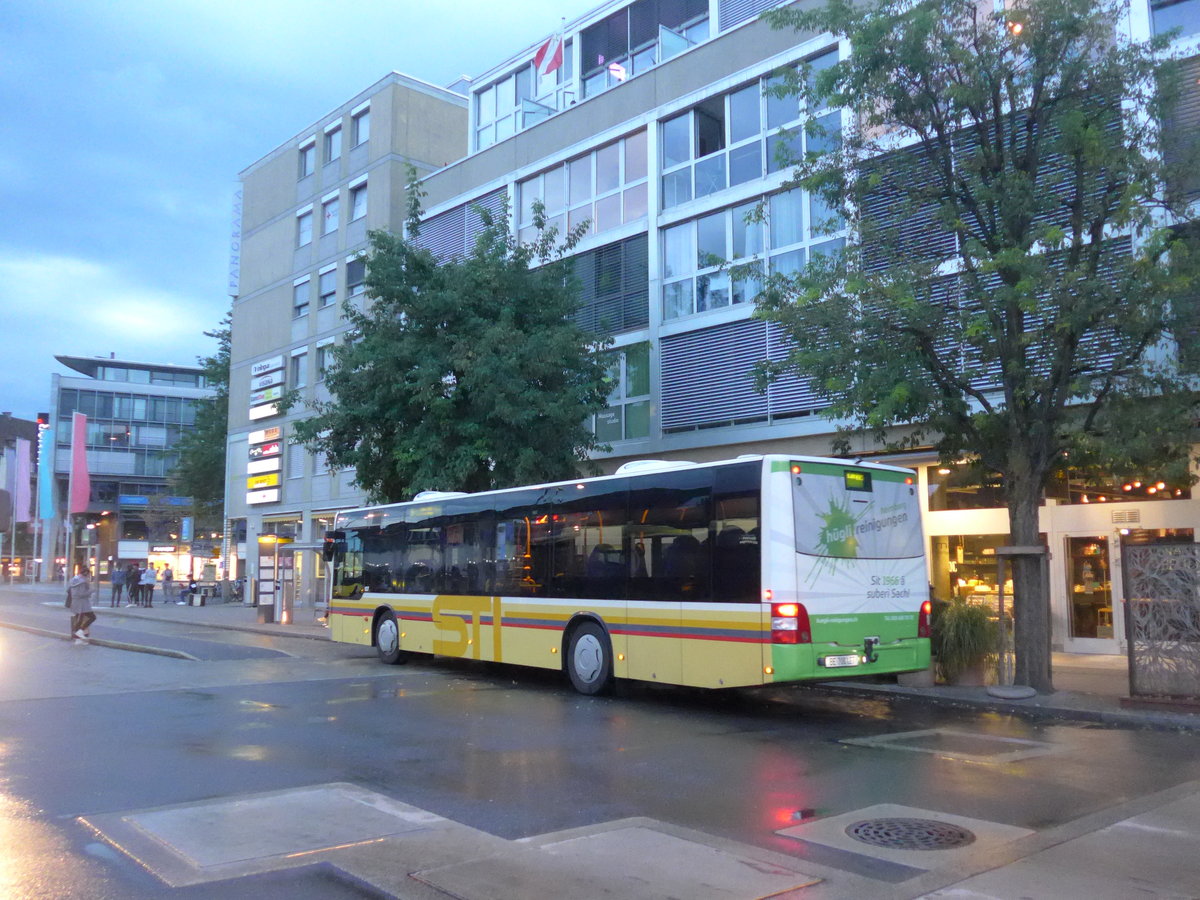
[246,488,280,505]
[247,457,281,475]
[251,355,285,377]
[248,441,281,459]
[151,545,176,553]
[250,385,283,405]
[247,473,281,490]
[248,403,278,421]
[248,426,282,445]
[251,370,285,391]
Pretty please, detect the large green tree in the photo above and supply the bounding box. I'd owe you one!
[287,187,612,502]
[171,313,230,527]
[758,0,1199,691]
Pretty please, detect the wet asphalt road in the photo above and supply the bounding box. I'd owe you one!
[1,601,1199,897]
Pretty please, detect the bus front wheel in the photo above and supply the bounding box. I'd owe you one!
[566,621,613,695]
[375,610,407,665]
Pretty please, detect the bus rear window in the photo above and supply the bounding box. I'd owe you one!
[793,465,922,559]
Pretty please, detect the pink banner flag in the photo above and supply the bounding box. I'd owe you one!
[68,412,91,514]
[14,437,31,524]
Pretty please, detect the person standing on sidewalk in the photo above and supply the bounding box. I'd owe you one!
[67,567,97,643]
[140,564,158,607]
[109,565,126,607]
[125,563,141,606]
[160,564,174,604]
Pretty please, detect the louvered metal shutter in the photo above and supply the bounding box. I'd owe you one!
[416,206,466,263]
[718,0,783,33]
[572,233,649,335]
[764,321,824,417]
[1165,54,1200,199]
[661,319,769,430]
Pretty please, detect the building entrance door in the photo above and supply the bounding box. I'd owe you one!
[1062,534,1120,654]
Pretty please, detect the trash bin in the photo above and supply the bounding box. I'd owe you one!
[257,602,275,624]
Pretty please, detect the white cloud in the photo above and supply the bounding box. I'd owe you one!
[0,252,225,417]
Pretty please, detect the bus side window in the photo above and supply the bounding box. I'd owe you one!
[713,463,761,603]
[629,468,713,602]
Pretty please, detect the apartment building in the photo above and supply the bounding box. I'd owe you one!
[226,0,1199,650]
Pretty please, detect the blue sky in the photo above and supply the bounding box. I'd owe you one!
[0,0,597,419]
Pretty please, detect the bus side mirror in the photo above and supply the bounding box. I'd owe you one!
[323,530,346,561]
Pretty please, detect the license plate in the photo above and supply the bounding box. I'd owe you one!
[822,654,860,668]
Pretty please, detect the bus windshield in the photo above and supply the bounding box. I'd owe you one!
[793,462,922,560]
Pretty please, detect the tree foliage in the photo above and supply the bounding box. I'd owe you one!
[170,312,230,525]
[287,178,612,503]
[760,0,1200,691]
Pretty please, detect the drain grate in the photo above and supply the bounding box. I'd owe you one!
[845,817,976,851]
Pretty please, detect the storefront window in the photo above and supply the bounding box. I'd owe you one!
[926,465,1005,511]
[1066,536,1113,639]
[929,534,1013,605]
[1045,470,1191,504]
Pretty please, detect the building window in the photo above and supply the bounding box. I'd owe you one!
[346,257,366,296]
[297,210,313,247]
[474,43,575,151]
[318,268,337,307]
[316,343,332,378]
[593,342,651,442]
[290,352,308,389]
[350,182,367,221]
[287,444,306,479]
[1152,0,1200,37]
[322,197,339,234]
[661,187,845,321]
[352,109,370,146]
[299,141,315,178]
[580,0,708,101]
[517,130,648,244]
[324,125,342,162]
[293,281,310,318]
[660,48,839,210]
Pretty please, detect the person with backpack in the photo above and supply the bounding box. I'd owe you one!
[140,564,158,607]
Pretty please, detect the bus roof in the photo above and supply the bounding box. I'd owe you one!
[334,454,916,521]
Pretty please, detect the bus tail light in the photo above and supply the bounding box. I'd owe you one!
[772,602,811,644]
[918,600,932,638]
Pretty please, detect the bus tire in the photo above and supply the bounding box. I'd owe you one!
[375,610,407,665]
[566,621,613,695]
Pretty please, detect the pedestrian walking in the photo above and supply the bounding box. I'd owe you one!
[109,564,125,607]
[140,564,158,607]
[66,566,96,643]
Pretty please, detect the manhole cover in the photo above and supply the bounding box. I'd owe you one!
[845,817,976,850]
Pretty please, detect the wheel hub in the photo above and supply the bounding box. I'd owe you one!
[573,633,603,683]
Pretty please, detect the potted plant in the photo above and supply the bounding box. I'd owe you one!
[932,598,996,685]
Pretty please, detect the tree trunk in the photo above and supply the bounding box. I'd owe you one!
[1007,475,1055,693]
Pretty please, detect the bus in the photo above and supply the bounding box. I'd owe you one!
[323,455,930,694]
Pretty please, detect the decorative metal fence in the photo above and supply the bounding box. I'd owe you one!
[1122,544,1200,699]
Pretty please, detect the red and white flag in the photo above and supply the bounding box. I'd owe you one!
[534,33,564,77]
[68,411,91,515]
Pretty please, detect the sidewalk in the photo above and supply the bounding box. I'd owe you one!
[2,580,1197,731]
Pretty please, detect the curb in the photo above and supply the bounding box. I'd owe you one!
[799,680,1200,733]
[96,607,332,642]
[0,620,198,660]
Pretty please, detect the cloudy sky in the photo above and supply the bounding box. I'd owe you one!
[0,0,598,420]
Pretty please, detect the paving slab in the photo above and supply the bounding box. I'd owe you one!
[412,823,821,900]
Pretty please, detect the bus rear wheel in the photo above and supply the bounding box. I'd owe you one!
[566,621,613,695]
[375,610,407,665]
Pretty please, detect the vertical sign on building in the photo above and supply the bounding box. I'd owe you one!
[229,186,243,298]
[246,425,283,505]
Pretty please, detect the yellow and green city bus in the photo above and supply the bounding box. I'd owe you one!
[323,455,931,694]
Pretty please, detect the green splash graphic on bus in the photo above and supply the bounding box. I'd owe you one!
[808,497,863,583]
